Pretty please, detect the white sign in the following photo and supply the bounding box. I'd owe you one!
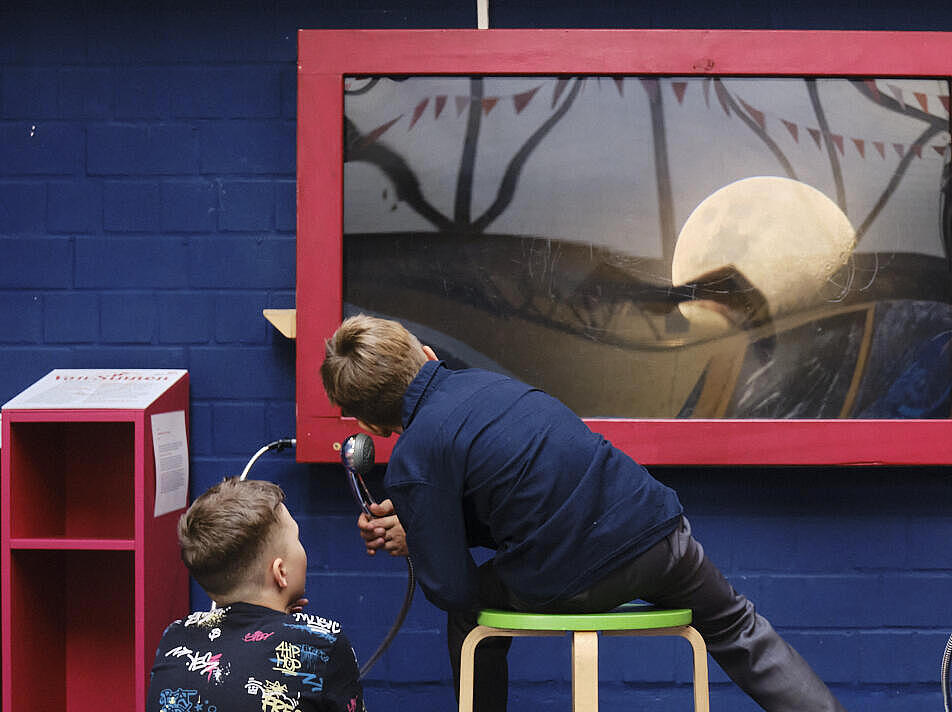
[3,370,187,410]
[152,410,189,517]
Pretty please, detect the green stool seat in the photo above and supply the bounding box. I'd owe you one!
[460,603,709,712]
[478,604,694,631]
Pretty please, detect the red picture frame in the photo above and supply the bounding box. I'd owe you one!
[296,29,952,465]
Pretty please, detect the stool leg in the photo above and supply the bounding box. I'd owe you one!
[459,626,498,712]
[604,625,710,712]
[571,631,599,712]
[678,626,710,712]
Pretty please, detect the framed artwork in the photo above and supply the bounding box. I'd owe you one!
[297,29,952,464]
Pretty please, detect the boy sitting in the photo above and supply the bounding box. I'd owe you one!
[147,477,365,712]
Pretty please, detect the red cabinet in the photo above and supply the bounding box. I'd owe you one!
[2,370,190,712]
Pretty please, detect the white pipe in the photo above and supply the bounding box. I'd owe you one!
[477,0,489,29]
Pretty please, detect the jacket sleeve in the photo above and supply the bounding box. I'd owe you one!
[389,479,481,612]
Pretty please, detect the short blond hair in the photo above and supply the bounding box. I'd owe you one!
[321,314,427,429]
[178,477,285,597]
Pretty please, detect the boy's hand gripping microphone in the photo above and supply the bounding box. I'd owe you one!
[340,432,416,679]
[341,432,377,515]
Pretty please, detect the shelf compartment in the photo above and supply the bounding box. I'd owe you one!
[8,421,135,540]
[8,538,136,551]
[8,549,135,712]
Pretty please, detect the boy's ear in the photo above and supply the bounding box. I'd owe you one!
[422,344,437,361]
[357,419,393,438]
[271,557,288,590]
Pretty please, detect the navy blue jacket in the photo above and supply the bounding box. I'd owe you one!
[385,361,683,612]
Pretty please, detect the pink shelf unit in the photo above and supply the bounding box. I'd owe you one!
[1,371,190,712]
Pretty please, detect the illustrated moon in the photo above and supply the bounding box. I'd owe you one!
[672,176,856,327]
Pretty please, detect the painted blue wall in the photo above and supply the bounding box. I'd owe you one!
[2,2,952,710]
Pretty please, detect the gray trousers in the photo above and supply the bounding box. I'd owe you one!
[448,517,846,712]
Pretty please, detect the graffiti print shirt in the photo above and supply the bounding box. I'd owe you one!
[147,603,365,712]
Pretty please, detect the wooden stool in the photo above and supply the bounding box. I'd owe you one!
[458,603,709,712]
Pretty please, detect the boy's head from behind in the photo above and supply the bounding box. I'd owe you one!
[178,477,306,610]
[321,314,429,433]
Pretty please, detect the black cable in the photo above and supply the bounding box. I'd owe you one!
[239,436,416,679]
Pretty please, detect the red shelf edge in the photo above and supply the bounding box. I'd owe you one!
[8,537,136,551]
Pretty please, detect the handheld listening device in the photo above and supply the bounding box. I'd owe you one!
[236,434,415,678]
[339,432,416,679]
[340,432,376,515]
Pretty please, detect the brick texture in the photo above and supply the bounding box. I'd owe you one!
[2,4,952,712]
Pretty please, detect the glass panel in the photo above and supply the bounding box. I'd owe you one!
[342,76,952,419]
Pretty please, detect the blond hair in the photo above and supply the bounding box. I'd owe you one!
[321,314,427,429]
[177,477,285,597]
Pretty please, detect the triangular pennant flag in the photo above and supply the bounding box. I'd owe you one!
[408,98,429,130]
[941,95,950,114]
[874,140,885,158]
[864,79,881,102]
[481,97,499,116]
[830,134,844,155]
[702,78,712,108]
[852,138,865,158]
[552,79,570,108]
[672,81,688,105]
[893,143,905,158]
[455,96,470,116]
[807,127,822,149]
[358,115,403,148]
[915,92,929,112]
[934,144,949,156]
[640,77,660,102]
[738,98,766,131]
[513,86,540,114]
[613,77,625,97]
[888,84,906,110]
[714,80,732,117]
[782,119,799,143]
[434,95,447,119]
[911,143,923,158]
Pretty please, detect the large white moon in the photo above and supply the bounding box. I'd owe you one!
[672,176,856,327]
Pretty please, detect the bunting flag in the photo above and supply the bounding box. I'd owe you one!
[350,78,951,163]
[408,98,429,130]
[513,87,540,114]
[724,81,950,161]
[888,84,906,110]
[672,81,688,105]
[356,115,403,148]
[782,119,799,143]
[738,98,766,131]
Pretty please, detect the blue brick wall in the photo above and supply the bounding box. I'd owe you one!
[3,2,952,710]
